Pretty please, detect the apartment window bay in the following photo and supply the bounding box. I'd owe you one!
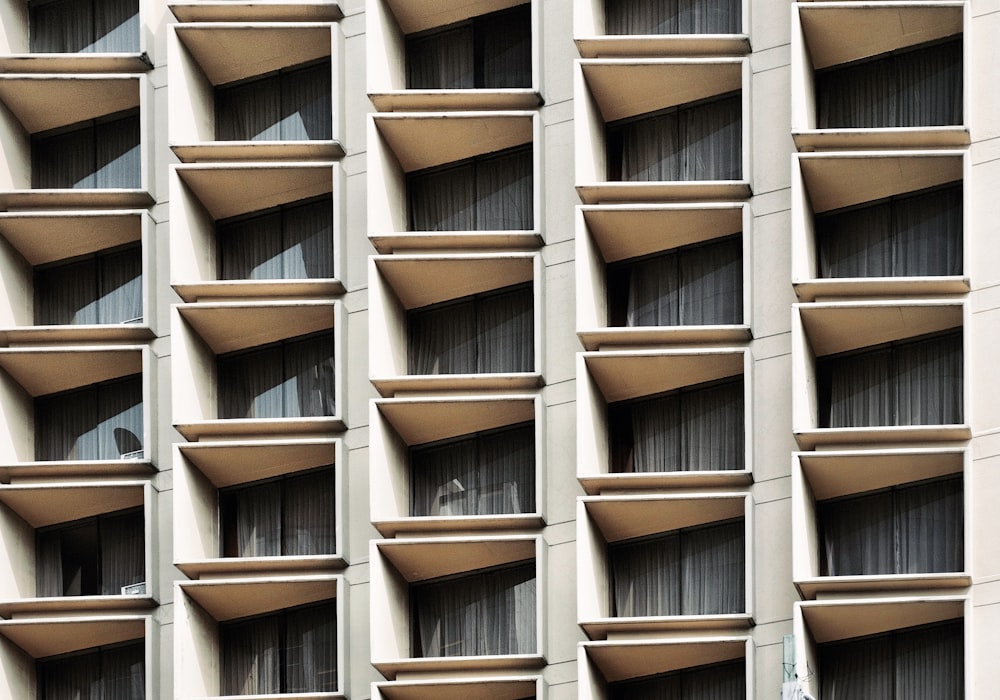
[217,196,333,281]
[29,0,138,53]
[407,145,533,231]
[410,422,534,517]
[609,660,745,700]
[605,0,741,35]
[817,330,962,428]
[217,331,335,420]
[35,374,142,461]
[819,475,962,577]
[216,60,332,142]
[817,183,962,279]
[817,38,962,129]
[412,562,535,658]
[820,620,963,700]
[40,641,144,700]
[221,601,337,694]
[32,109,140,189]
[405,5,531,89]
[37,508,143,597]
[610,378,744,473]
[35,245,141,326]
[608,235,742,327]
[220,467,335,558]
[607,92,741,182]
[609,519,744,617]
[407,282,533,375]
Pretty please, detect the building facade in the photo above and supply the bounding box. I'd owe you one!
[0,0,994,697]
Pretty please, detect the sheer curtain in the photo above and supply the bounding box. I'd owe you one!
[36,529,64,597]
[817,38,962,129]
[820,476,963,577]
[281,61,332,141]
[820,621,963,700]
[479,5,532,88]
[30,0,139,53]
[605,0,740,35]
[222,614,281,695]
[414,562,535,657]
[817,184,962,278]
[410,423,535,517]
[610,520,744,617]
[611,94,741,182]
[283,469,336,556]
[283,198,334,279]
[35,247,142,326]
[609,660,745,700]
[407,25,474,89]
[42,641,145,700]
[285,603,338,692]
[616,379,744,473]
[235,482,282,557]
[408,283,533,375]
[100,509,144,595]
[477,148,533,231]
[32,112,139,189]
[94,113,140,188]
[822,331,962,428]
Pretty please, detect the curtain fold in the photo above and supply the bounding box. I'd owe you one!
[283,469,336,556]
[221,614,281,695]
[477,284,534,373]
[36,529,63,597]
[477,147,533,231]
[285,602,338,693]
[605,0,740,35]
[100,509,144,595]
[235,482,282,557]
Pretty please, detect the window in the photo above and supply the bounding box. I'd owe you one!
[405,5,531,89]
[221,601,337,695]
[820,620,962,700]
[607,235,742,327]
[407,145,532,231]
[217,196,333,281]
[29,0,138,53]
[410,422,535,517]
[36,507,143,597]
[39,640,144,700]
[215,59,332,142]
[605,0,741,35]
[610,378,744,473]
[607,92,741,182]
[818,475,962,577]
[609,659,745,700]
[217,331,335,420]
[817,183,962,279]
[817,330,962,428]
[411,562,535,658]
[35,374,142,461]
[407,282,533,375]
[34,244,141,326]
[609,519,744,617]
[817,38,962,129]
[31,109,140,189]
[220,467,335,558]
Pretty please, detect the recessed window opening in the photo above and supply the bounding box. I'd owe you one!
[31,108,140,190]
[608,658,746,700]
[34,243,141,326]
[29,0,139,53]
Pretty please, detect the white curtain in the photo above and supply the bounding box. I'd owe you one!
[406,25,475,89]
[410,423,534,517]
[821,621,963,700]
[408,146,532,231]
[221,614,281,695]
[610,520,744,617]
[30,0,138,53]
[820,476,963,577]
[823,331,962,428]
[285,602,338,692]
[613,94,741,182]
[605,0,740,35]
[32,111,139,189]
[818,184,962,278]
[609,659,745,700]
[415,562,535,657]
[817,38,962,129]
[42,641,145,700]
[408,283,533,375]
[235,481,282,557]
[100,509,145,595]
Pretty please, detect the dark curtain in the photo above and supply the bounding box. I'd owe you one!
[35,374,143,461]
[221,602,337,695]
[32,111,140,189]
[408,283,533,375]
[216,60,332,141]
[819,475,963,577]
[610,379,744,473]
[609,659,746,700]
[817,184,962,278]
[410,422,534,517]
[817,38,962,129]
[41,641,145,700]
[413,562,535,657]
[218,332,336,420]
[35,245,142,325]
[605,0,740,35]
[609,93,741,181]
[30,0,138,53]
[408,145,532,231]
[821,621,963,700]
[820,331,962,428]
[609,520,744,617]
